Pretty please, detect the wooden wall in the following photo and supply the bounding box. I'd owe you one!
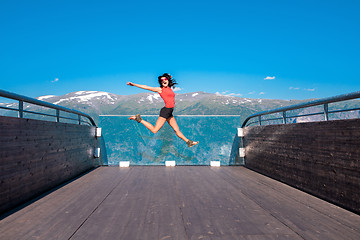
[0,116,97,215]
[243,118,360,214]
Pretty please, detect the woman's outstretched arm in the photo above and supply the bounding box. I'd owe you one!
[127,82,161,93]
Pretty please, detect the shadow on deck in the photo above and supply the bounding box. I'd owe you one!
[1,166,360,240]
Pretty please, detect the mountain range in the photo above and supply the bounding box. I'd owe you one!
[34,91,305,124]
[1,90,359,125]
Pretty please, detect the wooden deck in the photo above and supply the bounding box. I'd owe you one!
[1,166,359,240]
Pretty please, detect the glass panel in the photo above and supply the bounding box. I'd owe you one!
[99,115,242,166]
[286,106,325,123]
[21,103,55,121]
[328,99,360,120]
[0,97,18,117]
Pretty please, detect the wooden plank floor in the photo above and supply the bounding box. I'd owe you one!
[1,166,359,240]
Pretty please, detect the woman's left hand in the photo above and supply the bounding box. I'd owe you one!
[127,82,134,86]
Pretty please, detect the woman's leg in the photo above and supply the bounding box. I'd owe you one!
[139,116,167,134]
[167,116,196,144]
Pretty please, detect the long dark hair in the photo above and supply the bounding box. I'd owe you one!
[158,73,178,88]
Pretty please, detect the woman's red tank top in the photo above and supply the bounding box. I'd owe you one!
[159,87,175,108]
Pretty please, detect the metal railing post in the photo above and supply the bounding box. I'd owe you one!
[282,111,286,124]
[78,115,81,125]
[258,116,262,126]
[56,109,60,122]
[18,100,23,118]
[324,103,329,121]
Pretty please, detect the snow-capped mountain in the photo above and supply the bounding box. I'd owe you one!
[37,91,123,106]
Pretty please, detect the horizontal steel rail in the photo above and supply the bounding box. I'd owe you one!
[242,91,360,127]
[0,89,96,126]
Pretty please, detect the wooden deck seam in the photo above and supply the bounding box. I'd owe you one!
[68,167,134,240]
[231,167,360,232]
[211,167,360,239]
[170,169,190,240]
[210,167,307,239]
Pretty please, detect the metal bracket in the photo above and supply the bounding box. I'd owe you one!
[119,161,130,167]
[96,128,102,138]
[239,148,245,158]
[165,161,176,167]
[237,128,244,137]
[94,148,101,158]
[210,161,221,167]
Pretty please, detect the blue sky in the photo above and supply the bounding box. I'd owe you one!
[0,0,359,100]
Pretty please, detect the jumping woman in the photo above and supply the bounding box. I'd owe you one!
[127,73,199,148]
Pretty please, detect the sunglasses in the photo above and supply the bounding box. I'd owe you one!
[161,78,168,82]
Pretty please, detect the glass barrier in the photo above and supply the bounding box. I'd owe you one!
[99,115,243,166]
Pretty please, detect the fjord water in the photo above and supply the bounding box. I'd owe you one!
[99,115,242,165]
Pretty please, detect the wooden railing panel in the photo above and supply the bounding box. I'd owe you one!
[0,116,96,214]
[243,118,360,214]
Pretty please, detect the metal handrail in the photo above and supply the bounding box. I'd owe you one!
[242,91,360,127]
[0,89,96,126]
